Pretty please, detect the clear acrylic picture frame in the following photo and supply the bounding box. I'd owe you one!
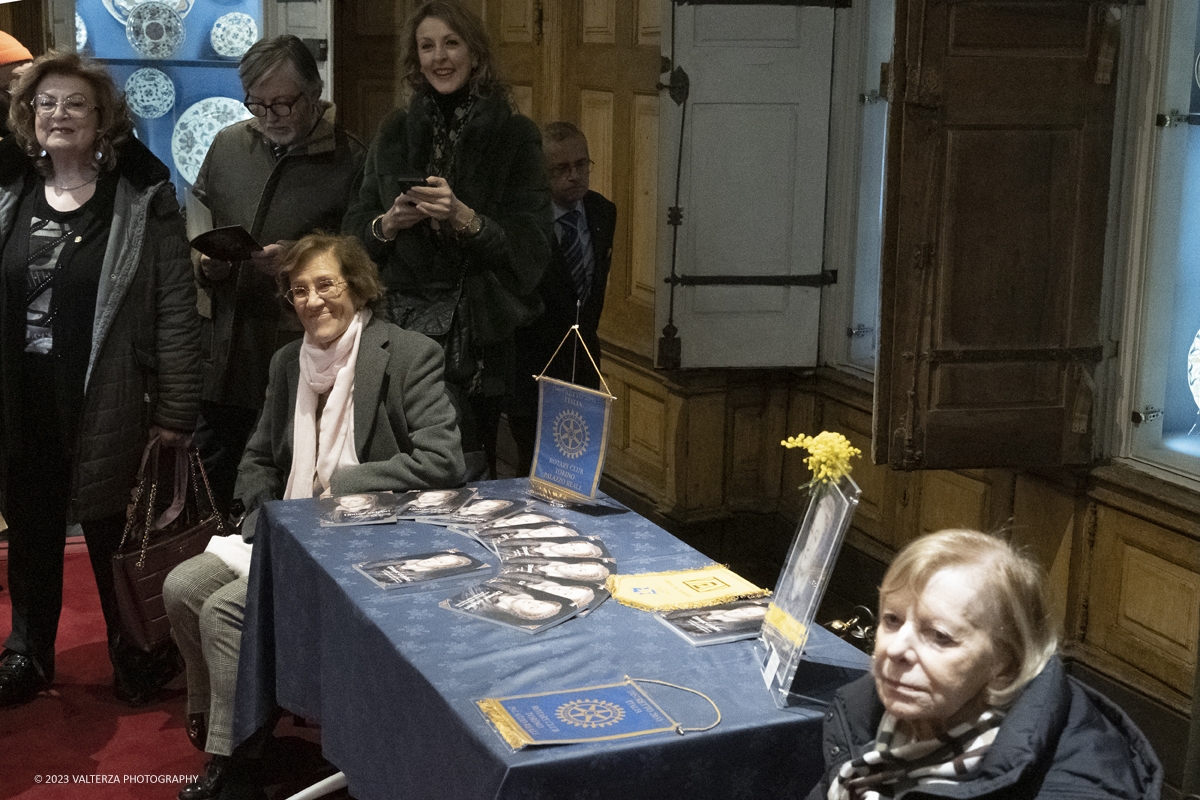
[758,474,861,708]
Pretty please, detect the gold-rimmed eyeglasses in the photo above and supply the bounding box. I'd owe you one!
[548,159,593,179]
[31,94,97,118]
[244,93,306,118]
[285,280,346,306]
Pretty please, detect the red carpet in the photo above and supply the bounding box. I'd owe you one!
[0,545,205,799]
[0,545,341,800]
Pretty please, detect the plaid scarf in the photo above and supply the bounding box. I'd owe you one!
[829,708,1006,800]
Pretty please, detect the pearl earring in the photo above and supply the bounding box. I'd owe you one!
[95,150,103,162]
[39,149,46,157]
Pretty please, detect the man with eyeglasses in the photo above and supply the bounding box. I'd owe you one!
[190,35,366,515]
[509,122,616,474]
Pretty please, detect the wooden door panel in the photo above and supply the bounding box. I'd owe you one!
[562,0,662,359]
[875,0,1116,470]
[333,0,406,143]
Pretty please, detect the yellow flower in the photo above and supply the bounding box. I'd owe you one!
[781,431,861,486]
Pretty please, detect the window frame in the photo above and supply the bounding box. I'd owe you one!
[1110,0,1200,491]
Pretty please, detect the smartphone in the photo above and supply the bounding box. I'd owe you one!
[396,177,430,194]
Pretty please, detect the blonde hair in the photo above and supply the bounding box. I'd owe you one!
[880,528,1057,706]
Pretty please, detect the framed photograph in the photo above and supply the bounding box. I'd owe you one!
[758,475,860,707]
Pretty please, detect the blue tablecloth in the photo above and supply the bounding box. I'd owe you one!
[234,479,869,800]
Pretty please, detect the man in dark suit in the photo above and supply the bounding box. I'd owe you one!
[509,122,617,474]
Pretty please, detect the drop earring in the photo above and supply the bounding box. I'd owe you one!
[95,150,103,162]
[39,149,46,157]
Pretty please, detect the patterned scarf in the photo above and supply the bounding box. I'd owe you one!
[829,708,1006,800]
[423,87,477,187]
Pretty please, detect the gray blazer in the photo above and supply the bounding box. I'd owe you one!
[234,315,465,536]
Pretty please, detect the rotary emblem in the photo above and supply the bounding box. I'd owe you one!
[552,410,589,458]
[555,698,625,729]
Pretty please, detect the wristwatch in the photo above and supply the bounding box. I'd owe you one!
[454,211,483,238]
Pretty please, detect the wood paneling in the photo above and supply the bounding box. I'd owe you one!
[501,0,537,44]
[491,0,548,122]
[333,0,406,143]
[1088,506,1200,695]
[579,89,614,200]
[582,0,616,45]
[918,471,990,535]
[562,0,661,358]
[636,0,661,47]
[629,93,659,306]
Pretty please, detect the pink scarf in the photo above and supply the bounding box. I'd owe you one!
[284,309,371,500]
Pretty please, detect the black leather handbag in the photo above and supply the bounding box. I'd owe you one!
[383,283,477,385]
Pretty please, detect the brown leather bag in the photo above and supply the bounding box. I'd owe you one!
[111,436,226,652]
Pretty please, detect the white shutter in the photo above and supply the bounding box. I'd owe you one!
[656,3,834,369]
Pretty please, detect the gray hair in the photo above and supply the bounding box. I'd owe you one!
[238,35,323,100]
[542,121,586,147]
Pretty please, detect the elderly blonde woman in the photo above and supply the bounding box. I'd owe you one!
[808,529,1161,800]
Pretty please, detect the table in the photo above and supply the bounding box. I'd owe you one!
[234,479,870,800]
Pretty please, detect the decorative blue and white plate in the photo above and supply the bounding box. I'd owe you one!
[103,0,193,24]
[171,97,252,185]
[1188,327,1200,412]
[211,12,258,59]
[126,68,175,119]
[76,13,87,52]
[126,1,186,59]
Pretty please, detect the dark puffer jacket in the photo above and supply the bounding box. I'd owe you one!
[806,656,1162,800]
[0,135,201,521]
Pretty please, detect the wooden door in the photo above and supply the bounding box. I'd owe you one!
[559,0,663,359]
[485,0,550,120]
[333,0,408,143]
[874,0,1119,469]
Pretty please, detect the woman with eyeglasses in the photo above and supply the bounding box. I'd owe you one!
[343,0,551,480]
[0,51,201,708]
[164,232,463,800]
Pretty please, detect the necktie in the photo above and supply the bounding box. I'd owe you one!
[557,209,591,303]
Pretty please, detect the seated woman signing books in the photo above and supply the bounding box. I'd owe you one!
[164,233,464,800]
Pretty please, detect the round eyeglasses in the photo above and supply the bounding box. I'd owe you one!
[285,280,346,306]
[244,94,306,118]
[32,94,97,118]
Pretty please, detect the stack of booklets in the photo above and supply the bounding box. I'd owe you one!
[655,597,771,646]
[338,488,618,634]
[354,549,491,589]
[440,522,616,634]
